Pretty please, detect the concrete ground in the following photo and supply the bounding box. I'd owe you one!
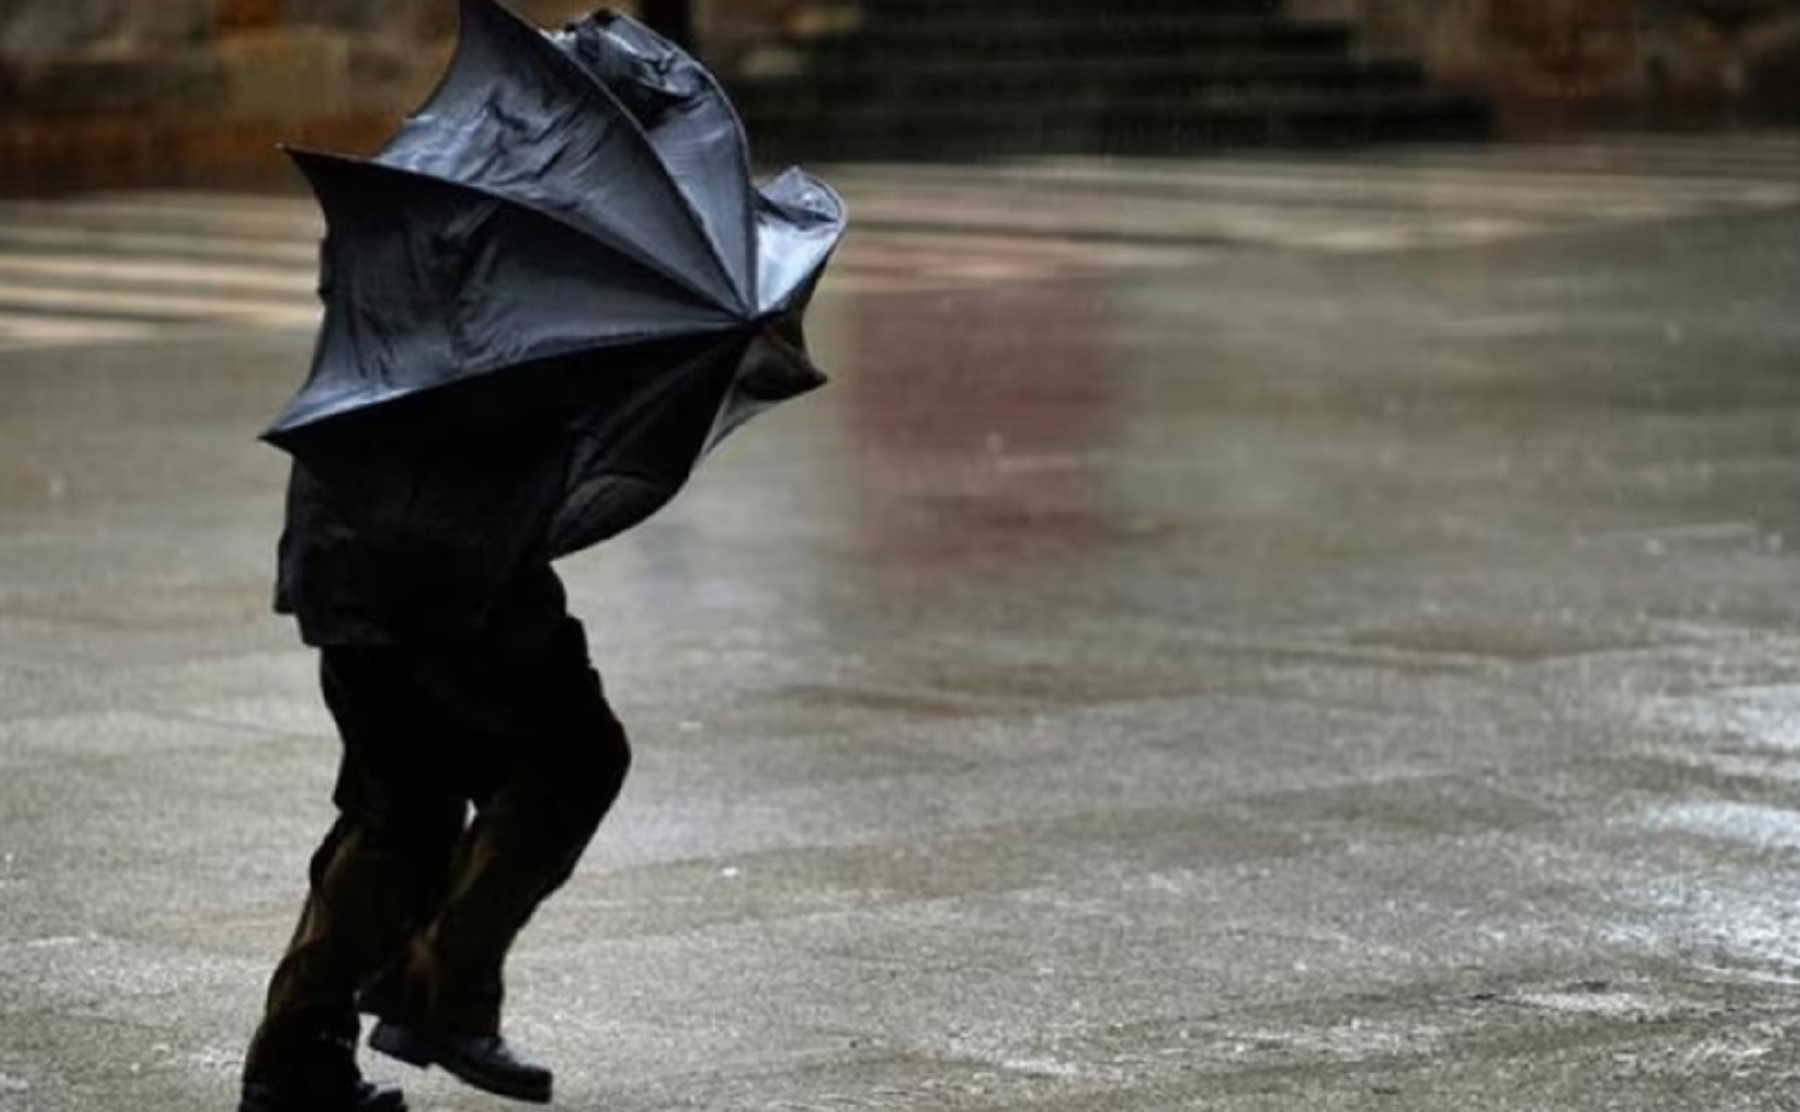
[4,137,1800,1110]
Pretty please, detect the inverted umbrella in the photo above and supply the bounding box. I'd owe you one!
[264,0,846,556]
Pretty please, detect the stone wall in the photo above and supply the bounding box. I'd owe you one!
[0,0,641,122]
[3,0,1798,192]
[0,0,218,53]
[0,0,818,192]
[7,0,1798,120]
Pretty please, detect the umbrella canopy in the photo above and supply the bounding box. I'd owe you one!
[265,0,845,556]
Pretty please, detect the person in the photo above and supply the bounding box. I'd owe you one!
[239,411,632,1111]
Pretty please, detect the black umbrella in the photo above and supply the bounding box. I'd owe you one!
[265,0,846,556]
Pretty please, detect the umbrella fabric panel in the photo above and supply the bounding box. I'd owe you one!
[267,160,474,440]
[755,167,847,316]
[544,307,828,557]
[454,195,743,365]
[266,151,742,447]
[548,338,751,556]
[380,0,744,312]
[279,329,798,563]
[705,306,827,450]
[551,10,759,312]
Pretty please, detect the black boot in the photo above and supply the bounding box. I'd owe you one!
[241,1018,407,1112]
[240,1079,407,1112]
[369,1019,552,1105]
[239,1007,405,1108]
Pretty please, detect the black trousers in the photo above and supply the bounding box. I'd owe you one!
[246,614,630,1079]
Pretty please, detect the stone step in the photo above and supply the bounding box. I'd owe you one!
[764,53,1429,100]
[748,89,1494,163]
[864,0,1284,22]
[735,58,1434,137]
[733,2,1488,160]
[827,15,1358,61]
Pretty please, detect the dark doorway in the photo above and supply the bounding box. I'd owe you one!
[639,0,694,52]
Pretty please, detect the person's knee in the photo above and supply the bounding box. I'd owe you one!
[302,799,462,918]
[555,710,631,837]
[305,818,357,888]
[583,710,633,806]
[307,809,453,888]
[353,795,466,862]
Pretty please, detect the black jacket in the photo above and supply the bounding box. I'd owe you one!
[275,422,571,648]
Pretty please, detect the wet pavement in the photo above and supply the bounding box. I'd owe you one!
[5,138,1800,1109]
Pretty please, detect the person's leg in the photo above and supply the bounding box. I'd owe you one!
[242,650,466,1112]
[364,616,631,1103]
[399,684,627,1031]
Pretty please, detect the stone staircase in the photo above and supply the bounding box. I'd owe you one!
[730,0,1492,162]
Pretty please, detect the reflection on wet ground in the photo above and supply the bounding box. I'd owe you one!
[5,140,1800,1108]
[839,277,1120,565]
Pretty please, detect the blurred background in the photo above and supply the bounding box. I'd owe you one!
[3,0,1800,192]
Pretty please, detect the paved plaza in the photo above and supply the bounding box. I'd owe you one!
[4,136,1800,1109]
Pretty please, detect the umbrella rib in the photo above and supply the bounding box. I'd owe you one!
[662,33,761,311]
[268,319,744,441]
[287,145,730,317]
[457,322,742,382]
[754,171,849,315]
[466,0,750,314]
